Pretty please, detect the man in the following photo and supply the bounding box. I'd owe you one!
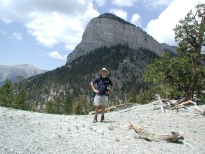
[90,68,114,123]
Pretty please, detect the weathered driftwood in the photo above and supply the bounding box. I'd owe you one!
[157,100,196,113]
[180,100,191,106]
[158,104,187,113]
[194,106,203,114]
[129,122,184,142]
[153,96,187,113]
[188,100,205,116]
[170,100,193,112]
[172,104,187,113]
[162,100,204,115]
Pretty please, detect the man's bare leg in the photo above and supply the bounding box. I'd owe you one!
[95,106,99,115]
[93,106,99,123]
[101,105,106,122]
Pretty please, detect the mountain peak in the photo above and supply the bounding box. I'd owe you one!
[98,13,135,26]
[67,13,176,64]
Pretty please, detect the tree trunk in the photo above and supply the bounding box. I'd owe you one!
[186,81,195,100]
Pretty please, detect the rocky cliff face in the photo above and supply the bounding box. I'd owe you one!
[67,13,176,63]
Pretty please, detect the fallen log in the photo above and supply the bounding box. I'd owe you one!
[194,106,203,114]
[189,100,197,106]
[157,100,200,113]
[169,100,180,106]
[172,104,187,113]
[180,100,191,106]
[164,100,190,113]
[129,122,184,143]
[189,100,205,116]
[158,105,186,113]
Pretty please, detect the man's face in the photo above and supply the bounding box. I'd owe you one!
[101,70,107,78]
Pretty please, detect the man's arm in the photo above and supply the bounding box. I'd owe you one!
[109,85,114,93]
[90,82,99,94]
[106,85,114,95]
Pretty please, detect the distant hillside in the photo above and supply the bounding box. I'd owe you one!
[0,64,46,87]
[16,44,167,110]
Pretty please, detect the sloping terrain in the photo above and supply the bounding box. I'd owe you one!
[1,102,205,154]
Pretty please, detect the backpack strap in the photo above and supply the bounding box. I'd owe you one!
[97,77,100,86]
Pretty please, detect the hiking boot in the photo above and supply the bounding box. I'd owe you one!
[101,115,105,122]
[93,116,97,123]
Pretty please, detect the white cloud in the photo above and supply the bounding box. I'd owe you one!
[0,30,7,35]
[131,14,142,27]
[112,0,137,7]
[47,51,67,60]
[13,32,23,40]
[64,44,77,51]
[0,0,99,50]
[145,0,201,46]
[26,12,83,47]
[109,9,127,20]
[8,32,23,40]
[3,18,12,24]
[142,0,174,8]
[78,0,86,5]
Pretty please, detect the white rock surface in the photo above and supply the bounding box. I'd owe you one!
[67,14,176,63]
[0,102,205,154]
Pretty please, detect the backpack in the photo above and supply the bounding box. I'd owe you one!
[91,77,109,98]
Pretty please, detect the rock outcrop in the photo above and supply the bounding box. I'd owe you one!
[67,13,176,63]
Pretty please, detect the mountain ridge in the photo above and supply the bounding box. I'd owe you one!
[67,13,176,64]
[0,63,46,86]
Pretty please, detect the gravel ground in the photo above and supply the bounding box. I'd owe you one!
[0,102,205,154]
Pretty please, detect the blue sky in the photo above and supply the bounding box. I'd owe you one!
[0,0,202,70]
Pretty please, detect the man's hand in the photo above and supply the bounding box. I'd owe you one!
[94,89,99,94]
[106,85,114,95]
[90,82,99,94]
[105,91,110,95]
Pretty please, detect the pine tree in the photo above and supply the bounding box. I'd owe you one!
[14,89,27,110]
[0,79,13,107]
[173,3,205,100]
[73,101,82,115]
[54,95,62,114]
[144,2,205,100]
[80,95,91,114]
[127,86,137,103]
[63,93,73,114]
[45,100,55,114]
[140,90,148,104]
[73,95,83,115]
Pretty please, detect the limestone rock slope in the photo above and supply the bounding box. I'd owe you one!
[67,13,176,63]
